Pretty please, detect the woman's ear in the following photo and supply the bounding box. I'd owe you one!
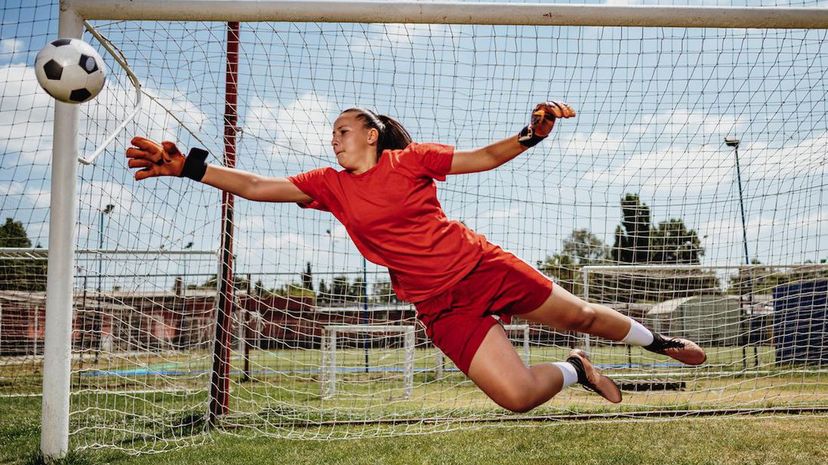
[367,127,379,144]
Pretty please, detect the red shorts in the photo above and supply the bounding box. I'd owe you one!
[414,242,553,375]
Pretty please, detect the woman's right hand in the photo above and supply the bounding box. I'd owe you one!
[126,136,186,180]
[530,101,576,138]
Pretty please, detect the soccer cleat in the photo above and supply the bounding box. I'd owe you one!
[644,333,707,366]
[566,349,622,404]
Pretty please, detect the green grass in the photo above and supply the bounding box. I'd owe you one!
[0,345,801,398]
[3,345,828,462]
[3,393,828,465]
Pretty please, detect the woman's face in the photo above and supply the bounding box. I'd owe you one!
[331,111,378,171]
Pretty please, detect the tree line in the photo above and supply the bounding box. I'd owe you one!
[2,192,827,304]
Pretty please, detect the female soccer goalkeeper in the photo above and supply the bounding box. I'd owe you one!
[126,102,706,412]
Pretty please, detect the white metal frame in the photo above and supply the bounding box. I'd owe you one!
[64,1,828,28]
[44,0,828,459]
[433,324,530,379]
[320,325,416,399]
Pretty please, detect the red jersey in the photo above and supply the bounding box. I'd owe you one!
[288,142,486,303]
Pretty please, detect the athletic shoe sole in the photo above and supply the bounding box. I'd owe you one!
[656,337,707,366]
[567,349,622,404]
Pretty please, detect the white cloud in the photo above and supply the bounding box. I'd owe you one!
[583,145,735,197]
[243,91,336,161]
[0,63,214,250]
[3,182,50,210]
[1,39,24,55]
[578,109,749,196]
[479,207,522,221]
[76,180,139,214]
[345,23,451,57]
[0,63,212,166]
[626,109,742,139]
[561,131,627,158]
[700,206,828,266]
[742,133,828,181]
[258,232,318,268]
[0,64,54,161]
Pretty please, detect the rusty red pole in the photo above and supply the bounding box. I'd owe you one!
[210,21,240,424]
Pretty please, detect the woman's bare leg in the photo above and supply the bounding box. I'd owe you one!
[519,285,706,365]
[466,323,621,413]
[520,285,632,339]
[466,324,563,413]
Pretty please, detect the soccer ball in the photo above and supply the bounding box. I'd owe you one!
[34,38,106,104]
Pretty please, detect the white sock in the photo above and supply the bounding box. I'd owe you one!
[551,362,578,388]
[622,318,654,346]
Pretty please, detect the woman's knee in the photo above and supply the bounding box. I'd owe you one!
[561,304,598,332]
[492,379,543,413]
[490,372,549,413]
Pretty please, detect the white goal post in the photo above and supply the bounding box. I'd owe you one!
[320,325,416,399]
[34,0,828,459]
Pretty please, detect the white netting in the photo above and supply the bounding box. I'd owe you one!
[1,0,827,455]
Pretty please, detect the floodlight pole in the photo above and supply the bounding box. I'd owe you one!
[726,136,756,370]
[725,136,750,266]
[362,257,369,373]
[94,204,114,361]
[97,204,115,295]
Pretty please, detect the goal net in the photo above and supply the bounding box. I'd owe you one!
[2,0,827,456]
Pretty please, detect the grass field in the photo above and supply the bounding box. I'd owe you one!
[2,345,828,462]
[2,394,828,465]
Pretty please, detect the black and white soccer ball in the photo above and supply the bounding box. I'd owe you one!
[34,38,106,104]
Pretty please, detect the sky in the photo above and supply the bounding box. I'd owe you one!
[1,0,827,294]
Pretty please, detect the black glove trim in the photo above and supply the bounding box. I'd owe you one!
[181,147,209,181]
[517,126,546,148]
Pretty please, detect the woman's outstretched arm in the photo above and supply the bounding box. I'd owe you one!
[125,136,311,203]
[449,101,575,175]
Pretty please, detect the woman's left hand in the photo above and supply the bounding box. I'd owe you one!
[530,101,576,138]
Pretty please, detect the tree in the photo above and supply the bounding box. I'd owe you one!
[350,277,367,304]
[602,195,716,302]
[253,280,267,297]
[331,275,350,305]
[371,281,400,304]
[537,253,578,294]
[649,218,704,264]
[537,230,608,296]
[273,282,315,298]
[611,194,651,264]
[562,229,608,265]
[727,259,828,297]
[199,274,250,291]
[0,218,32,247]
[301,262,313,291]
[317,279,330,305]
[0,218,46,291]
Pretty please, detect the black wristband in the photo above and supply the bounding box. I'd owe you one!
[517,126,546,148]
[181,147,209,181]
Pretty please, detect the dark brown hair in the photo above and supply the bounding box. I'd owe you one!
[343,108,412,157]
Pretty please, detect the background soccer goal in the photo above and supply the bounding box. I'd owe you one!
[1,0,827,460]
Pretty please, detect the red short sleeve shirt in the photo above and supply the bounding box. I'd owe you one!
[288,142,486,302]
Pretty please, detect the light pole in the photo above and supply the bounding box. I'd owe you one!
[327,228,369,373]
[725,136,756,369]
[725,136,749,265]
[98,204,115,294]
[361,255,369,374]
[183,241,193,297]
[95,204,114,362]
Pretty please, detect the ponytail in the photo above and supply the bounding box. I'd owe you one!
[343,108,412,157]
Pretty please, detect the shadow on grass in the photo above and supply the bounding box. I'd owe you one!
[110,410,209,449]
[24,450,98,465]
